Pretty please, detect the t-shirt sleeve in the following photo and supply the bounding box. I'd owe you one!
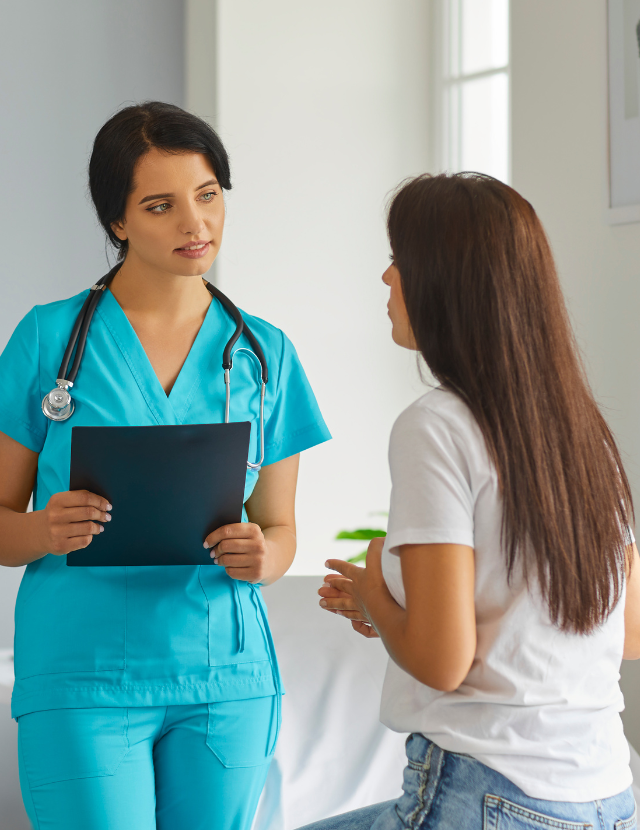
[385,405,475,555]
[0,308,48,453]
[262,331,331,466]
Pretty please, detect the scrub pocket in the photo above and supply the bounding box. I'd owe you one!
[483,796,593,830]
[198,569,270,667]
[206,695,279,768]
[18,708,129,788]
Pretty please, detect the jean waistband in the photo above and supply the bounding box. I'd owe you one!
[400,733,636,830]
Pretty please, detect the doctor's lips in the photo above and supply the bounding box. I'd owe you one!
[174,240,211,259]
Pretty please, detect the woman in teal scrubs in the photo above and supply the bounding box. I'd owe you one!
[0,101,330,830]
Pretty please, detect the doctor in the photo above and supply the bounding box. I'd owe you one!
[0,101,330,830]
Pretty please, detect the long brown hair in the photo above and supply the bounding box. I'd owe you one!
[388,173,633,634]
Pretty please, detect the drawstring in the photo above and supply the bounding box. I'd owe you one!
[232,581,246,653]
[228,581,281,755]
[250,583,282,756]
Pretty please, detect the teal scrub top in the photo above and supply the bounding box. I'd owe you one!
[0,288,331,719]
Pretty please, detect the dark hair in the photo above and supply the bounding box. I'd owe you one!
[387,172,633,635]
[88,101,232,260]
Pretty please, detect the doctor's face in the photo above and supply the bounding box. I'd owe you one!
[111,148,225,278]
[382,262,417,350]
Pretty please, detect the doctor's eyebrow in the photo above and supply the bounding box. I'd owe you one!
[138,179,220,205]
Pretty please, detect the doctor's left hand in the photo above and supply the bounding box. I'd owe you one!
[204,523,270,584]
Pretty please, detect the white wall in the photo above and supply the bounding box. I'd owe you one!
[511,0,640,490]
[211,0,431,573]
[510,0,640,749]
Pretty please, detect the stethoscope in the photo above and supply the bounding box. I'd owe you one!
[41,264,269,471]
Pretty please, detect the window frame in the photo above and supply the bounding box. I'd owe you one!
[429,0,511,182]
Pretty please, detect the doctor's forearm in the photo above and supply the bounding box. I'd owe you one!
[0,506,47,567]
[261,525,297,585]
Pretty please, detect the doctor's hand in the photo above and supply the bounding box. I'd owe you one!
[318,537,390,639]
[39,490,112,555]
[204,523,270,584]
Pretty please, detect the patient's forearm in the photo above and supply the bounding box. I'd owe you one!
[363,586,409,659]
[361,587,440,686]
[372,544,476,692]
[367,593,468,692]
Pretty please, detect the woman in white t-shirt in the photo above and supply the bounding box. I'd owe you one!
[302,173,640,830]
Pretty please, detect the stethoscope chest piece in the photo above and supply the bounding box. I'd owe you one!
[42,381,75,422]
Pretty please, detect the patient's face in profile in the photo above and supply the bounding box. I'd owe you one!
[111,148,225,279]
[382,263,416,350]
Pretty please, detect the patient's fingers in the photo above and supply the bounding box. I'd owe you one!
[351,620,380,638]
[319,596,359,612]
[321,576,354,594]
[318,585,351,599]
[322,574,351,588]
[325,606,370,622]
[332,609,366,620]
[325,558,362,579]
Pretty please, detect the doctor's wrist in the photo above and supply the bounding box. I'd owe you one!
[0,507,49,567]
[29,509,54,559]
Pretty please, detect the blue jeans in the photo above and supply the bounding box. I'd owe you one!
[299,734,637,830]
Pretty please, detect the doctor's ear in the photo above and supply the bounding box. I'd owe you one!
[110,220,127,241]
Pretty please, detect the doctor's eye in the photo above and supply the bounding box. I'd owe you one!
[147,202,171,214]
[199,191,218,202]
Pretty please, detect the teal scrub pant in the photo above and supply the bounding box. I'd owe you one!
[17,697,279,830]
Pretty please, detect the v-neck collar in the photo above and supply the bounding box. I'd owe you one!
[97,288,220,425]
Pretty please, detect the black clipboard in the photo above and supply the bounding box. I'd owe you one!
[67,423,250,566]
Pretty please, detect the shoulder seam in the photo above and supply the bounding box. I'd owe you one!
[408,396,471,447]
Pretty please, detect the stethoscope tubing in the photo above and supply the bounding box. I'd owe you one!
[42,265,268,470]
[204,281,268,471]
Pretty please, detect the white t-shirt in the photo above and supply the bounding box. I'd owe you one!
[380,387,631,802]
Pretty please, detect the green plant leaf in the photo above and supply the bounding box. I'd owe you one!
[347,550,368,564]
[335,529,387,541]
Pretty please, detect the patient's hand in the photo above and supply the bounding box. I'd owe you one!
[350,619,381,638]
[318,537,388,638]
[318,577,379,638]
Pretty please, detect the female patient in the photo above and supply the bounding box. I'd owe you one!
[308,173,640,830]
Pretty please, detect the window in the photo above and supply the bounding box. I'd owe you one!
[433,0,510,183]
